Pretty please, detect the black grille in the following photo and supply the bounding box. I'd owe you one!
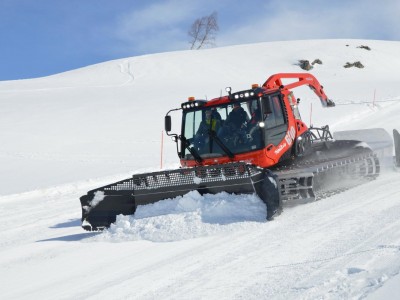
[102,162,262,192]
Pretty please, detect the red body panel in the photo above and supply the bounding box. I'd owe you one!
[180,73,333,168]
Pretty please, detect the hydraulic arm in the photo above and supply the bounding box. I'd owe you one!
[263,73,336,107]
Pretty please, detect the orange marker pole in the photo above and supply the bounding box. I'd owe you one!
[373,89,376,107]
[160,130,164,169]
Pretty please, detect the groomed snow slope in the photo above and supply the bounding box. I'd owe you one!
[1,39,400,299]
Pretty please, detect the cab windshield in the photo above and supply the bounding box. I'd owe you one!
[182,99,263,159]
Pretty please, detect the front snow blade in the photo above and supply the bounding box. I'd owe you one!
[80,162,281,231]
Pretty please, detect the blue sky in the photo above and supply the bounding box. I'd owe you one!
[1,0,399,81]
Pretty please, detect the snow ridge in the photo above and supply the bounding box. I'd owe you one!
[92,191,267,242]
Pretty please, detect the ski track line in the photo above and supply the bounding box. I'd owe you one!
[292,204,400,299]
[78,189,399,300]
[1,172,399,299]
[5,234,239,299]
[127,174,400,299]
[81,228,268,300]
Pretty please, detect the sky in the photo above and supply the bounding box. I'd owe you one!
[1,0,399,81]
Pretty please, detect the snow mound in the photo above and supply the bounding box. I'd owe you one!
[92,191,267,242]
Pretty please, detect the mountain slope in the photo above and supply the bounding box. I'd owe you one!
[1,39,400,194]
[1,39,400,299]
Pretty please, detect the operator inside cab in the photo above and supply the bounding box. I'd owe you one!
[193,109,221,152]
[217,102,248,140]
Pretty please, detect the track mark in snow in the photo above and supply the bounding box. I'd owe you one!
[261,246,397,270]
[378,244,400,251]
[347,267,365,274]
[118,61,134,85]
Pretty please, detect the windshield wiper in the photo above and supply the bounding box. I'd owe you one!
[208,130,234,159]
[181,136,203,164]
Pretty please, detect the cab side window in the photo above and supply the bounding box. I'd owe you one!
[264,95,285,128]
[262,94,288,146]
[183,110,202,140]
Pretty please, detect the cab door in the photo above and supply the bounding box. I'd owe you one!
[261,93,288,146]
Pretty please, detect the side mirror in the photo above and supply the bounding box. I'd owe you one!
[165,115,172,132]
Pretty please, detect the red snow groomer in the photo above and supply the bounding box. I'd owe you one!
[80,73,400,231]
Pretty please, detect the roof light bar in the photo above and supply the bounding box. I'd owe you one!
[181,100,207,110]
[231,90,256,101]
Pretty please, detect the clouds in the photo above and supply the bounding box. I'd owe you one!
[217,0,400,46]
[111,0,400,56]
[117,1,192,36]
[114,0,218,54]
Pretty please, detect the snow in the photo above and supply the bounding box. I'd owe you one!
[89,191,105,209]
[94,191,267,243]
[1,39,400,299]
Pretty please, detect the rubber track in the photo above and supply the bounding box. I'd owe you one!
[273,152,380,205]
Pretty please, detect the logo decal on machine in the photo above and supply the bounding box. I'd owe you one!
[285,126,296,145]
[274,126,296,155]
